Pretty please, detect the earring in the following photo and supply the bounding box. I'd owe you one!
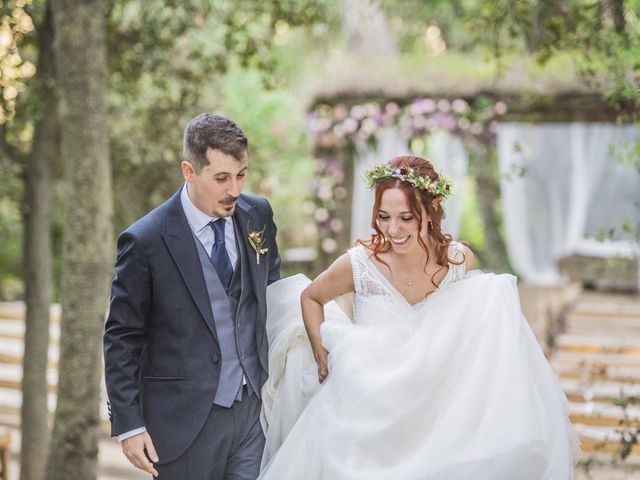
[428,220,433,231]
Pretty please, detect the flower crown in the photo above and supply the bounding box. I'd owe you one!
[364,164,453,199]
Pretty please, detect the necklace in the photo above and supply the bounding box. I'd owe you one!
[396,269,413,286]
[389,253,414,286]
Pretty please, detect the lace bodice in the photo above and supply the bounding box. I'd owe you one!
[347,242,467,325]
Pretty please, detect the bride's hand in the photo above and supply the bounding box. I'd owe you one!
[314,347,329,383]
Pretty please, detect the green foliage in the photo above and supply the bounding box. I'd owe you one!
[611,393,640,461]
[612,135,640,174]
[0,0,333,298]
[218,61,315,248]
[383,0,472,53]
[0,187,22,299]
[4,0,639,296]
[105,0,331,234]
[464,0,640,111]
[458,178,486,257]
[0,0,35,124]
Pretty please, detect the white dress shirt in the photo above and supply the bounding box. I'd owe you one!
[180,183,238,268]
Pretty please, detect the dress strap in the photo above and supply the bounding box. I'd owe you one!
[446,241,467,284]
[347,245,368,294]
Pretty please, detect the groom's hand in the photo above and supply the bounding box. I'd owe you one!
[121,431,159,477]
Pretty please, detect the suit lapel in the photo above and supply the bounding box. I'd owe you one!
[234,196,270,374]
[161,188,219,345]
[233,197,264,301]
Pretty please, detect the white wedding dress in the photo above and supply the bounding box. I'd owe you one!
[259,243,580,480]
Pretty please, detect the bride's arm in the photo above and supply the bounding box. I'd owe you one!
[300,253,354,383]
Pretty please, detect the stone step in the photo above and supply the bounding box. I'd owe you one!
[567,309,640,322]
[553,351,640,370]
[554,362,640,384]
[561,378,640,403]
[569,401,640,428]
[0,302,61,322]
[567,301,640,321]
[0,337,59,366]
[0,364,58,393]
[0,318,60,342]
[0,387,58,413]
[564,316,640,333]
[0,385,110,421]
[566,324,640,339]
[556,335,640,355]
[574,461,640,480]
[574,423,640,454]
[558,344,640,355]
[570,290,640,307]
[569,298,640,318]
[0,352,58,370]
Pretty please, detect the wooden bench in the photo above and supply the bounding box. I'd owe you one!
[0,427,9,480]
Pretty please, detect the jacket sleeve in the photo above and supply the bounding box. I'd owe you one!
[103,230,150,436]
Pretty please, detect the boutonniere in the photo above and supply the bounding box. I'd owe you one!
[248,225,268,265]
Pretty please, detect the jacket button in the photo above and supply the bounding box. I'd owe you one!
[212,354,220,364]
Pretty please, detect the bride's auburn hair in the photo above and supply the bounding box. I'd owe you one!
[359,156,459,287]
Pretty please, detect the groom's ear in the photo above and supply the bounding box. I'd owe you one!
[181,161,196,181]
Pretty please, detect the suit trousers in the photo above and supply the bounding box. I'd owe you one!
[157,386,265,480]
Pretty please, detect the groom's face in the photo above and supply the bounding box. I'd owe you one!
[182,148,248,218]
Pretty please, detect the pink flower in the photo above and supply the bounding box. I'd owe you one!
[470,123,483,135]
[494,101,508,115]
[330,218,344,232]
[437,99,451,112]
[321,238,338,254]
[452,98,469,114]
[385,102,400,115]
[350,105,366,120]
[332,104,348,120]
[410,98,436,115]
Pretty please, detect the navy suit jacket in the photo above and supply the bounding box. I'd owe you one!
[103,188,281,463]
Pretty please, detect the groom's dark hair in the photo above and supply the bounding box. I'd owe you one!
[183,113,248,172]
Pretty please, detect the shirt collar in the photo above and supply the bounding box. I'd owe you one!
[180,183,232,233]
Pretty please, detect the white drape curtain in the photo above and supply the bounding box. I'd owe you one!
[350,129,468,243]
[352,129,410,243]
[427,130,468,239]
[497,122,640,285]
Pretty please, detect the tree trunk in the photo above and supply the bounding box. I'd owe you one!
[340,0,398,58]
[20,3,57,480]
[468,145,510,272]
[46,0,112,478]
[525,0,550,52]
[610,0,627,46]
[611,0,625,34]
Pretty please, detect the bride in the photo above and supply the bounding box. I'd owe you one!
[259,156,580,479]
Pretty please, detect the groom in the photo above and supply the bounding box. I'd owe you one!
[104,113,281,479]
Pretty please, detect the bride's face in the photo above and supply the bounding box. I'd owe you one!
[376,187,429,255]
